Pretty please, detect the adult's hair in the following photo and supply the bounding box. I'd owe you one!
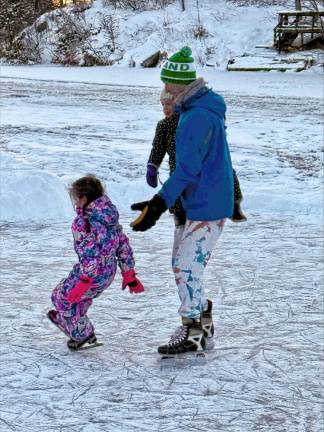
[70,174,105,205]
[160,89,174,101]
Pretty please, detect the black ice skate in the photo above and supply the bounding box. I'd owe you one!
[67,333,102,351]
[201,299,214,338]
[158,318,206,356]
[231,200,247,222]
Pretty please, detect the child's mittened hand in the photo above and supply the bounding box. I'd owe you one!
[66,276,93,303]
[146,164,158,188]
[122,270,144,294]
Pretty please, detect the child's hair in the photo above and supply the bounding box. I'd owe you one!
[160,89,174,102]
[70,174,105,205]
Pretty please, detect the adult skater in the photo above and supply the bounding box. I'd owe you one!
[146,89,246,224]
[131,47,234,355]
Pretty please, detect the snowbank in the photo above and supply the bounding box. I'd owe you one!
[1,65,322,98]
[246,185,323,221]
[1,150,322,223]
[0,152,160,223]
[0,153,73,222]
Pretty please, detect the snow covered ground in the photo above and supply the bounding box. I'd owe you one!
[0,66,323,431]
[11,0,323,72]
[14,0,287,68]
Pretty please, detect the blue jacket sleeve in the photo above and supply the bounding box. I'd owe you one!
[159,109,214,208]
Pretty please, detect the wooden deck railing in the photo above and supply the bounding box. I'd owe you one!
[274,10,324,51]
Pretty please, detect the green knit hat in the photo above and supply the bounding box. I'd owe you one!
[160,46,196,85]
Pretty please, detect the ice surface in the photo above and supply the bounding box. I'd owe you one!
[0,68,323,431]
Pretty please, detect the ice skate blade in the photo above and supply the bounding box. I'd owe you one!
[158,351,207,366]
[161,351,206,359]
[206,339,215,351]
[68,341,104,351]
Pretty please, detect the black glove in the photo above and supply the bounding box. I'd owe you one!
[130,200,148,212]
[130,194,167,232]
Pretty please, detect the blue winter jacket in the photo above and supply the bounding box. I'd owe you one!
[159,87,234,221]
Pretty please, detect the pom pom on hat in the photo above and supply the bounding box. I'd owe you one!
[178,46,192,58]
[160,46,196,85]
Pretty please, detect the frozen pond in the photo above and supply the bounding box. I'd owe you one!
[0,73,323,431]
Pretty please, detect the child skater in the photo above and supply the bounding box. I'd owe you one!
[47,174,144,351]
[146,90,247,225]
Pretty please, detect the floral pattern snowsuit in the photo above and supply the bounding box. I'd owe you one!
[51,195,134,341]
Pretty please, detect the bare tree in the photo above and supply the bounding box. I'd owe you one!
[226,1,295,5]
[101,13,119,52]
[18,24,45,63]
[308,0,324,37]
[51,7,122,65]
[102,0,173,10]
[193,0,208,39]
[0,0,52,51]
[52,9,92,64]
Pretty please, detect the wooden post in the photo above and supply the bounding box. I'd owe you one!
[295,0,302,10]
[196,0,200,25]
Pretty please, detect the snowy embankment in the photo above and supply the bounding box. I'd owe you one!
[15,0,282,68]
[1,153,72,221]
[1,66,323,224]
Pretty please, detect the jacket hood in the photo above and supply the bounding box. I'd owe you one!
[81,195,118,227]
[177,86,226,120]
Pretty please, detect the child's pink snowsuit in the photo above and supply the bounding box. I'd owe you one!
[51,195,134,341]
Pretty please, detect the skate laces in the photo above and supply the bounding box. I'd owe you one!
[168,326,188,346]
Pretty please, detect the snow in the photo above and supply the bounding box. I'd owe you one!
[113,0,279,69]
[1,49,323,432]
[0,153,73,221]
[1,63,322,97]
[8,0,323,72]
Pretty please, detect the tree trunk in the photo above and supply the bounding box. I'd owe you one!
[180,0,185,11]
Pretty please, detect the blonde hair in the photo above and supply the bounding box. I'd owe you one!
[160,89,174,102]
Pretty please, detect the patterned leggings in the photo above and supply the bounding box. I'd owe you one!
[172,220,224,320]
[51,263,116,341]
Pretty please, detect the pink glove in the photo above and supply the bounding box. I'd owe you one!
[66,276,93,303]
[122,270,144,294]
